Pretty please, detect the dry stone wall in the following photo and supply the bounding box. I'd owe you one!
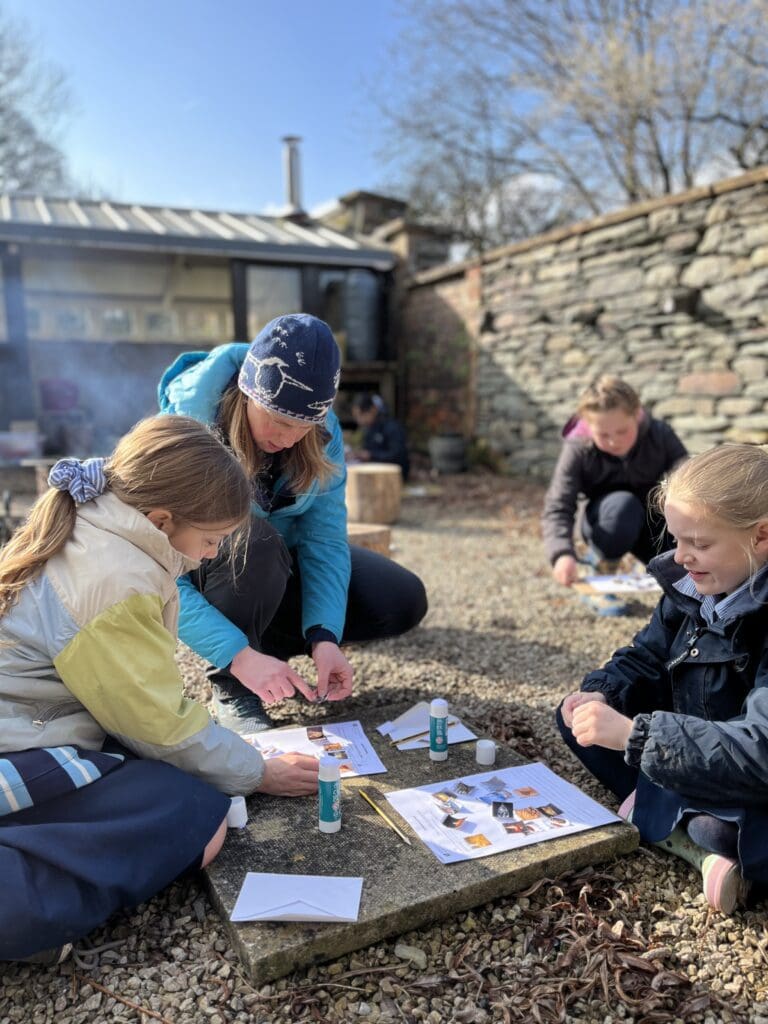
[401,169,768,477]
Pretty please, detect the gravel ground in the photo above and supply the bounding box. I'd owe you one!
[2,474,768,1024]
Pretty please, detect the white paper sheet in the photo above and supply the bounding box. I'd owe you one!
[386,762,621,864]
[243,719,386,778]
[230,873,363,922]
[377,701,477,750]
[583,572,661,594]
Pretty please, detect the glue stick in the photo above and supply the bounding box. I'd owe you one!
[318,755,341,833]
[429,698,449,761]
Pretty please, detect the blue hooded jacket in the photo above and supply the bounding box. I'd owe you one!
[158,343,350,668]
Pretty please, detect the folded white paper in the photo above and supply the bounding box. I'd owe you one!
[378,701,476,750]
[230,872,363,923]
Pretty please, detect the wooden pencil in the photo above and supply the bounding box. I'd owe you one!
[358,788,412,846]
[389,719,459,746]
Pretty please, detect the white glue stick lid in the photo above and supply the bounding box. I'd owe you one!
[476,739,497,766]
[226,795,248,829]
[319,755,340,780]
[430,698,448,716]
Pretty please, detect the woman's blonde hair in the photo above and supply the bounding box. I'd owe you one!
[655,444,768,529]
[577,376,641,417]
[0,415,250,618]
[218,385,336,494]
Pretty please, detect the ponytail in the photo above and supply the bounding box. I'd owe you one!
[0,489,76,618]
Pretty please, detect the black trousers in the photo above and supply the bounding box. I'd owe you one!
[191,519,428,685]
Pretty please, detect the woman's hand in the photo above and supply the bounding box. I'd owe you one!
[312,641,354,701]
[230,647,315,704]
[256,752,319,796]
[561,690,606,728]
[571,700,633,751]
[553,554,579,586]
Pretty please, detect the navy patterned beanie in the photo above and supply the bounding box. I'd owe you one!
[238,314,341,424]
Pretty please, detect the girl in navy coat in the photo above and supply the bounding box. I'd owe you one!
[557,444,768,914]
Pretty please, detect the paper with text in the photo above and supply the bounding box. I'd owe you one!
[243,719,386,778]
[386,762,621,864]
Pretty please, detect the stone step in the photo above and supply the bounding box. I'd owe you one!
[204,702,638,984]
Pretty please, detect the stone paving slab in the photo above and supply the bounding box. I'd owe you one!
[205,703,638,984]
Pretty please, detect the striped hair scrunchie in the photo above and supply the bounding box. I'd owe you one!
[47,457,107,504]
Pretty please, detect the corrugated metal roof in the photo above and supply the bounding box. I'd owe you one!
[0,193,396,271]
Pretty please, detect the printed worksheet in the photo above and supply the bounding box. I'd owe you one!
[386,762,620,864]
[243,720,387,778]
[582,573,661,594]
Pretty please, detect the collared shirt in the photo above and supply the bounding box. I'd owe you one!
[673,573,753,625]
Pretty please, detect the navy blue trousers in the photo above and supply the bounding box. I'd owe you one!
[555,704,738,859]
[582,490,671,565]
[0,755,229,959]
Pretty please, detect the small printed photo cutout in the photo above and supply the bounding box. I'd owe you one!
[339,763,354,775]
[434,798,465,816]
[454,782,476,796]
[256,744,284,758]
[514,786,539,798]
[491,801,515,820]
[538,803,563,817]
[434,790,459,803]
[548,816,569,827]
[517,806,541,821]
[306,725,325,741]
[441,814,468,830]
[465,833,492,849]
[481,776,508,793]
[323,742,345,752]
[503,821,539,836]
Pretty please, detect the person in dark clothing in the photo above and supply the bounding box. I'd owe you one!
[542,376,687,590]
[349,393,410,481]
[556,443,768,915]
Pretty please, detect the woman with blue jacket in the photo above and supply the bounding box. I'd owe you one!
[158,313,427,733]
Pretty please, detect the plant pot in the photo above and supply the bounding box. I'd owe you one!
[428,433,467,474]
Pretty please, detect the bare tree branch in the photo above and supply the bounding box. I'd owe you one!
[0,5,71,193]
[372,0,768,251]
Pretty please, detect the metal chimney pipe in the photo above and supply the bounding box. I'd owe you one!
[282,135,303,215]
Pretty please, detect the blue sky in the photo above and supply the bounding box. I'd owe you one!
[4,0,405,214]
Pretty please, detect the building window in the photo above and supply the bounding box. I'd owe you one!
[246,265,302,339]
[23,249,233,343]
[318,268,381,362]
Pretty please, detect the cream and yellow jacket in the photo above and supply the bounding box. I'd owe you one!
[0,492,264,795]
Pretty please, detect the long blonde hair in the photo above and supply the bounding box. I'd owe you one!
[0,415,250,618]
[656,444,768,529]
[577,376,641,417]
[218,385,336,494]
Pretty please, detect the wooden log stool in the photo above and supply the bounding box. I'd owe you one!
[347,522,392,558]
[345,463,402,525]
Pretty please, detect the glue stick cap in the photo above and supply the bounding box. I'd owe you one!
[430,698,448,716]
[226,795,248,828]
[476,739,496,766]
[319,754,340,781]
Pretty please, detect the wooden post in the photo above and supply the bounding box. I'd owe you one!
[347,522,391,557]
[346,463,403,524]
